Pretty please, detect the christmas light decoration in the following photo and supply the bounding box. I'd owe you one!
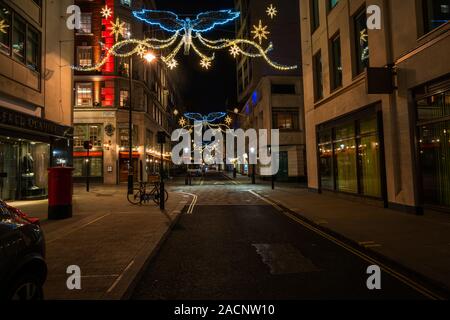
[251,20,270,44]
[0,19,8,34]
[136,44,147,58]
[224,115,233,126]
[110,17,126,41]
[167,59,178,70]
[200,58,212,69]
[72,8,297,72]
[229,45,240,58]
[101,5,113,19]
[266,4,278,19]
[178,117,187,127]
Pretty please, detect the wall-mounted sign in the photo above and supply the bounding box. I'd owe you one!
[105,124,115,137]
[0,106,73,138]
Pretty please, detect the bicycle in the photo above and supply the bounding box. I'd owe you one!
[127,181,169,205]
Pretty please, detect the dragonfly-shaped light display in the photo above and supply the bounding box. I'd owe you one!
[133,10,240,56]
[72,8,297,72]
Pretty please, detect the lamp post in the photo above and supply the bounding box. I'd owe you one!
[250,147,256,185]
[128,52,157,195]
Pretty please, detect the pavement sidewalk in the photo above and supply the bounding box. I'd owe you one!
[222,171,450,293]
[10,184,192,300]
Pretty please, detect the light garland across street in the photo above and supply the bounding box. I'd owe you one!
[72,8,297,72]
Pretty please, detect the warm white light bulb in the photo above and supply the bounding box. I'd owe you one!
[144,52,156,63]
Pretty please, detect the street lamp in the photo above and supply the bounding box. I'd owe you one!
[128,51,157,195]
[250,147,256,185]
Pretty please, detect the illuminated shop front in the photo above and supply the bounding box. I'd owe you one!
[0,107,72,201]
[416,78,450,210]
[317,105,385,200]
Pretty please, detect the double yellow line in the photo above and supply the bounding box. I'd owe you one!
[248,190,446,300]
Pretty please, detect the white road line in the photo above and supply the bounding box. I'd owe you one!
[249,190,444,300]
[106,260,135,294]
[177,192,198,214]
[248,190,283,211]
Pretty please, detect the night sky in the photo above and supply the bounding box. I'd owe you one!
[153,0,237,114]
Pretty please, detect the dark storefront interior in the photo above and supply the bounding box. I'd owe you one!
[416,77,450,210]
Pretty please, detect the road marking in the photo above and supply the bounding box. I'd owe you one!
[178,192,198,214]
[106,260,135,294]
[248,190,283,211]
[47,213,112,244]
[249,191,445,300]
[221,173,239,185]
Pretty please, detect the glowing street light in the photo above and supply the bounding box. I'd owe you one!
[144,51,156,63]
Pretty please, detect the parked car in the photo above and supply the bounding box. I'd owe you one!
[0,200,47,300]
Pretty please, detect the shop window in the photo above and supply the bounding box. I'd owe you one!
[334,124,358,193]
[319,130,334,190]
[0,137,49,200]
[73,157,103,178]
[89,125,103,147]
[417,85,450,208]
[330,33,342,90]
[317,114,382,198]
[12,14,25,63]
[354,8,369,75]
[74,125,86,148]
[423,0,450,33]
[76,83,93,107]
[0,2,11,55]
[73,124,103,149]
[417,91,450,122]
[77,46,92,67]
[359,118,381,197]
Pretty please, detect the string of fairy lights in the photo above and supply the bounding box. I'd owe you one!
[71,3,298,72]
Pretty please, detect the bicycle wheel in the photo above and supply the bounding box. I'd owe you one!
[127,189,142,205]
[152,190,169,205]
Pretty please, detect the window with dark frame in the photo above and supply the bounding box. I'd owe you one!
[77,46,93,67]
[354,8,370,75]
[313,51,323,101]
[76,83,93,107]
[330,33,342,90]
[0,2,41,73]
[26,26,39,71]
[329,0,339,11]
[272,110,300,131]
[12,14,25,63]
[311,0,320,32]
[0,2,11,55]
[78,13,92,34]
[422,0,450,34]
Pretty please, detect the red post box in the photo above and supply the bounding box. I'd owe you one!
[48,167,74,220]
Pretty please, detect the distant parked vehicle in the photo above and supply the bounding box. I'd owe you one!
[0,200,47,300]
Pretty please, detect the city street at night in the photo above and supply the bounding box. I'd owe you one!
[133,173,436,300]
[0,0,449,313]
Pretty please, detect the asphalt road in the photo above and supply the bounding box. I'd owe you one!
[132,174,430,300]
